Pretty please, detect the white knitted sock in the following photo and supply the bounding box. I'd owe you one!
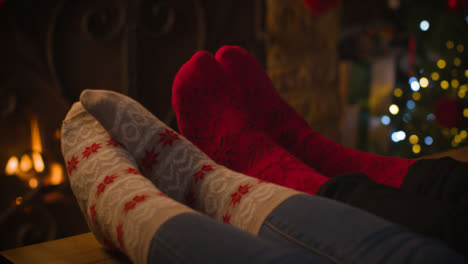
[61,102,194,264]
[80,89,302,235]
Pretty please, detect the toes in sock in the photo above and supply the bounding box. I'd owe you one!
[215,45,416,187]
[61,102,193,263]
[172,51,329,194]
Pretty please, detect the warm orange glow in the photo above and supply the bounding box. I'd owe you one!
[15,196,23,205]
[29,178,38,188]
[30,115,42,153]
[54,129,61,140]
[5,156,19,175]
[20,154,33,172]
[32,151,44,173]
[49,162,64,185]
[43,192,65,203]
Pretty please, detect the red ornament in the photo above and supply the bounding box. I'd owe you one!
[303,0,340,15]
[448,0,458,9]
[434,97,463,128]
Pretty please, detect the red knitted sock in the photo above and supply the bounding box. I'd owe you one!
[172,51,329,194]
[215,46,416,188]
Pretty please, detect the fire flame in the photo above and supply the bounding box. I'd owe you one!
[5,156,19,175]
[30,115,42,153]
[32,152,44,173]
[49,162,64,185]
[19,154,33,172]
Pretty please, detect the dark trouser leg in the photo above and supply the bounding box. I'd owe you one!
[148,212,332,264]
[259,194,466,263]
[317,174,468,256]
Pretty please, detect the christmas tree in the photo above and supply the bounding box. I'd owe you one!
[384,0,468,158]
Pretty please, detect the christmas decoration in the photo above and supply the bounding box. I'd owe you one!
[303,0,340,15]
[383,0,468,157]
[434,97,463,128]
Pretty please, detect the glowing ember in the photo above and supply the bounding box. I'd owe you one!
[29,178,38,188]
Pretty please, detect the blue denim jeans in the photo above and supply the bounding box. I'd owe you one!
[148,195,466,263]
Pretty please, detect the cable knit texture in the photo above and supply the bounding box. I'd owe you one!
[172,51,330,195]
[61,102,194,264]
[214,45,416,188]
[80,89,301,235]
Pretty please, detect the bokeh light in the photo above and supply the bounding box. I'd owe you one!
[381,115,391,125]
[394,88,403,97]
[419,77,429,88]
[419,20,430,31]
[406,100,415,109]
[412,144,421,154]
[446,41,454,49]
[424,136,433,145]
[441,80,449,89]
[389,104,399,115]
[409,135,419,144]
[437,59,446,69]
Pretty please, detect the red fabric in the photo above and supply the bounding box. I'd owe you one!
[215,46,417,188]
[434,97,462,128]
[172,51,329,194]
[448,0,458,9]
[303,0,340,15]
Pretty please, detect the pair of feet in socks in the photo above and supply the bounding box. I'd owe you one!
[63,90,299,263]
[62,46,420,262]
[174,45,416,191]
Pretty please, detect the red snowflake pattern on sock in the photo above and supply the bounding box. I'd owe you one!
[201,164,214,172]
[106,138,120,146]
[82,143,102,159]
[230,192,242,206]
[96,175,118,198]
[116,223,124,249]
[96,183,106,197]
[159,129,180,147]
[193,170,204,183]
[230,184,254,207]
[222,212,231,224]
[133,195,148,202]
[238,183,252,194]
[103,174,118,184]
[124,200,137,213]
[67,156,79,175]
[123,195,148,214]
[90,204,96,224]
[193,164,214,183]
[141,148,159,171]
[124,167,140,175]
